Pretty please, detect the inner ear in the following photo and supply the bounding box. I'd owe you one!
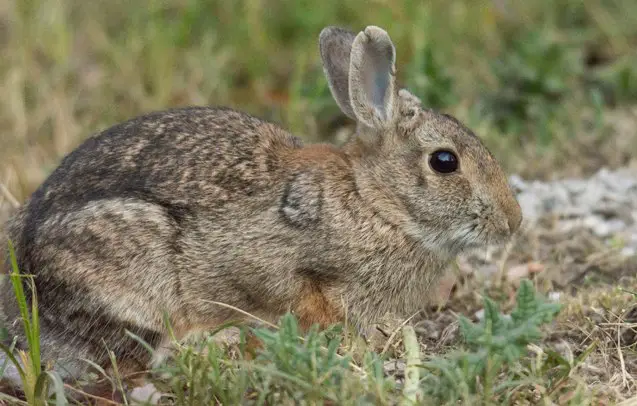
[348,26,397,129]
[365,47,393,116]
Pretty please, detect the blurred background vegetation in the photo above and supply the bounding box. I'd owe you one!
[1,0,636,205]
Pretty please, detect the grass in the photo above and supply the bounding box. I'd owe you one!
[1,0,637,404]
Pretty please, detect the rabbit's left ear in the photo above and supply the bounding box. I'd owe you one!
[319,26,358,120]
[348,26,397,129]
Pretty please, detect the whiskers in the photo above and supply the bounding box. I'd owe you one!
[414,209,524,258]
[445,213,515,259]
[442,220,484,254]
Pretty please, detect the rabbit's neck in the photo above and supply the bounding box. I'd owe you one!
[330,232,451,332]
[325,172,454,330]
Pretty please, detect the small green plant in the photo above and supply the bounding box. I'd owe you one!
[155,281,566,405]
[156,313,394,405]
[587,54,637,106]
[250,314,393,404]
[419,279,562,404]
[158,334,251,405]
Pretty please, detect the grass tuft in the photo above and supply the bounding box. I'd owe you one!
[0,240,67,405]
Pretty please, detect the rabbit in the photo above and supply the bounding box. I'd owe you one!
[0,25,522,398]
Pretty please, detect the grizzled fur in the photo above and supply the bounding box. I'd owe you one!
[0,26,522,392]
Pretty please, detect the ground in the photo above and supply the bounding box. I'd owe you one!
[0,0,636,405]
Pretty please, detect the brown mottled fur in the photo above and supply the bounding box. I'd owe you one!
[0,26,521,398]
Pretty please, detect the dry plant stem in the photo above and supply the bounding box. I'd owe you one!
[63,384,121,406]
[496,233,518,286]
[617,396,637,406]
[380,312,420,356]
[0,394,29,406]
[401,325,421,405]
[0,182,20,208]
[618,324,629,389]
[202,300,279,330]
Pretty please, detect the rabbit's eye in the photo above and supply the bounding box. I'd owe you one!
[429,150,458,174]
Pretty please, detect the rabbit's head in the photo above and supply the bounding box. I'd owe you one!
[319,26,522,256]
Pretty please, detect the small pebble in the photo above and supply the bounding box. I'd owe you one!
[383,360,406,376]
[129,383,163,404]
[548,292,561,302]
[414,320,440,340]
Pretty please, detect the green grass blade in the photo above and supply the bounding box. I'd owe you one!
[33,370,49,404]
[77,357,113,386]
[0,336,18,378]
[27,276,41,375]
[6,241,33,343]
[125,329,156,356]
[0,342,26,382]
[107,349,129,406]
[6,240,42,377]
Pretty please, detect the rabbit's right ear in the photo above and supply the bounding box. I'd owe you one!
[319,26,358,120]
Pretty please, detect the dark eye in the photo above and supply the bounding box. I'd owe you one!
[429,150,458,174]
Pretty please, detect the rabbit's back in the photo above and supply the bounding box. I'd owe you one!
[28,106,301,220]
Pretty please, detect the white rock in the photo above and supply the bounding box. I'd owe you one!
[129,383,163,405]
[548,292,561,302]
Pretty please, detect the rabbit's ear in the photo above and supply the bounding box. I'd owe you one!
[348,26,397,129]
[319,26,358,120]
[320,25,397,130]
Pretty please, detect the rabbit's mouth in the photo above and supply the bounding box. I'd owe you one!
[409,219,486,257]
[441,220,512,255]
